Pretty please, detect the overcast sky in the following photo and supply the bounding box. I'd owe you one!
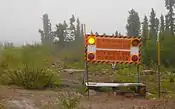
[0,0,167,45]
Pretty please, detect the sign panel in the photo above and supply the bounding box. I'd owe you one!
[84,34,142,64]
[96,38,130,49]
[96,50,130,61]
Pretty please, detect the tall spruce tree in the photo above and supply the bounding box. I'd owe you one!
[81,24,84,37]
[55,23,65,47]
[155,18,160,35]
[76,18,81,37]
[69,15,76,38]
[149,8,156,39]
[165,0,175,35]
[165,14,170,31]
[160,14,165,33]
[142,15,149,42]
[160,14,165,38]
[126,9,140,36]
[63,21,68,30]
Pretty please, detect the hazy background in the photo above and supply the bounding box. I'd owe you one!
[0,0,167,45]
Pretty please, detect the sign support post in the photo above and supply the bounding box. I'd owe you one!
[83,24,90,98]
[136,64,140,93]
[137,65,140,83]
[157,32,161,99]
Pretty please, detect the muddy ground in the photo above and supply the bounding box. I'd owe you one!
[0,69,175,109]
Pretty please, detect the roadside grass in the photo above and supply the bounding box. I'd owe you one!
[113,64,175,99]
[0,43,175,101]
[66,61,175,99]
[57,90,84,109]
[0,45,61,89]
[50,47,175,100]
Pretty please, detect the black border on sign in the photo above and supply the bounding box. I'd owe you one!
[84,34,143,65]
[85,34,142,39]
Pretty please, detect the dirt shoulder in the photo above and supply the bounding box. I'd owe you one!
[0,85,174,109]
[0,68,174,109]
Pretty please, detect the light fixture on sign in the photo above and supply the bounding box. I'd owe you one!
[88,53,95,60]
[87,36,96,45]
[131,55,138,62]
[132,39,140,46]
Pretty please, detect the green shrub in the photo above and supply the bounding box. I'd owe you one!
[0,44,61,89]
[0,65,60,89]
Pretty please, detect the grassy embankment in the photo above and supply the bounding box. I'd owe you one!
[0,43,174,108]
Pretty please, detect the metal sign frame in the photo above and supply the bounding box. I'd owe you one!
[83,26,146,98]
[83,33,146,97]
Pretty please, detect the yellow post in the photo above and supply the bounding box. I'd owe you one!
[157,32,161,98]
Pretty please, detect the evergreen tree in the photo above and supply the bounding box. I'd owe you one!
[55,23,65,47]
[149,8,156,39]
[126,9,140,36]
[160,14,165,39]
[39,14,56,44]
[69,15,76,40]
[160,14,165,33]
[63,21,68,30]
[165,14,170,31]
[81,24,84,37]
[70,15,75,24]
[165,0,175,35]
[69,15,76,30]
[142,15,149,42]
[76,18,81,37]
[155,18,160,35]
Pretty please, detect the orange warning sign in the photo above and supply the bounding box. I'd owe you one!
[84,34,142,64]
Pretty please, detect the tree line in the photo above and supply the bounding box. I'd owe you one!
[38,0,175,68]
[38,14,84,48]
[126,0,175,41]
[125,0,175,68]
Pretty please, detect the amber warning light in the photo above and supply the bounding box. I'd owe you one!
[88,53,95,60]
[131,55,138,62]
[132,39,140,46]
[87,36,96,45]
